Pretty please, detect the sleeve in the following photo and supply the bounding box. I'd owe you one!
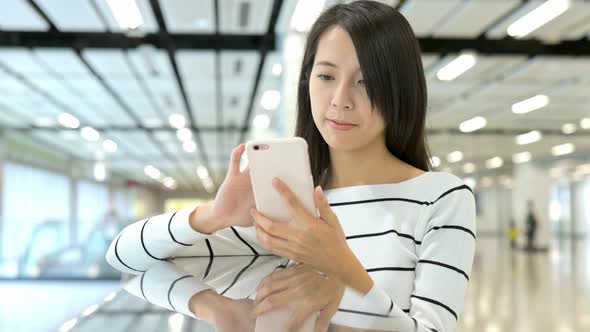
[106,206,270,275]
[333,187,476,332]
[124,261,214,319]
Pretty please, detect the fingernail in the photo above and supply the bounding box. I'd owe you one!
[272,178,279,187]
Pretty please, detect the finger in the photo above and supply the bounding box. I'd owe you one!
[315,186,337,226]
[314,310,332,332]
[241,164,250,175]
[273,178,308,220]
[255,275,291,305]
[256,265,307,304]
[228,144,245,175]
[252,209,295,241]
[254,223,297,260]
[255,291,292,316]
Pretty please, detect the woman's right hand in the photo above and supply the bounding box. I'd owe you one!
[209,143,256,228]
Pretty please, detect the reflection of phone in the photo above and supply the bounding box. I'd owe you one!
[246,137,318,223]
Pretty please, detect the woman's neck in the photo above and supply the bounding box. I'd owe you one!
[324,141,424,190]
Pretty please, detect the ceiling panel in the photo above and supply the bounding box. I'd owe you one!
[400,0,463,37]
[501,56,590,85]
[34,48,92,76]
[93,0,158,33]
[81,49,136,78]
[0,48,51,76]
[0,0,49,31]
[159,0,215,33]
[219,0,273,34]
[33,0,107,32]
[434,0,520,38]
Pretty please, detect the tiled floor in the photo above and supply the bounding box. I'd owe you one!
[1,237,588,332]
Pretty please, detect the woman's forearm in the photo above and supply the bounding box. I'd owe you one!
[336,249,374,295]
[189,201,225,234]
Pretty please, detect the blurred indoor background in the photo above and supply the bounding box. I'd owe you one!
[0,0,588,331]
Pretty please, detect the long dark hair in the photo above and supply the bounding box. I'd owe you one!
[294,0,432,186]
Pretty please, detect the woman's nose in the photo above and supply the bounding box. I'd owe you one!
[330,82,354,110]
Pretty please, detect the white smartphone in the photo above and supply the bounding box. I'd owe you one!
[245,137,318,223]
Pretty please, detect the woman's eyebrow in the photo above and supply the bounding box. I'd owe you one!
[314,60,338,68]
[314,60,362,73]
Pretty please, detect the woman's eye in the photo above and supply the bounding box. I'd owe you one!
[317,74,334,81]
[358,79,365,85]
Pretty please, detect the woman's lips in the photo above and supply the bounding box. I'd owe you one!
[327,119,356,131]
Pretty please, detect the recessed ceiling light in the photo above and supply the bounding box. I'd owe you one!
[507,0,571,38]
[515,130,542,145]
[512,94,549,114]
[58,112,80,129]
[437,53,477,81]
[446,151,464,163]
[80,126,100,141]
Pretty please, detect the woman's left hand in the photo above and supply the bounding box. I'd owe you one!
[250,178,352,278]
[254,263,345,332]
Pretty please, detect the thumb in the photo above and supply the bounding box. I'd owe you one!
[315,186,336,225]
[314,310,331,332]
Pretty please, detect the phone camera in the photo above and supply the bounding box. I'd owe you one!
[254,145,259,150]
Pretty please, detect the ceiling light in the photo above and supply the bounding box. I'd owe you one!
[580,118,590,129]
[575,164,590,175]
[196,165,209,179]
[507,0,571,38]
[512,94,549,114]
[512,151,532,164]
[176,128,192,141]
[59,318,78,332]
[551,143,575,156]
[515,130,542,145]
[291,0,326,32]
[82,304,99,317]
[253,114,271,129]
[182,140,196,153]
[106,0,144,30]
[80,126,100,141]
[459,116,487,133]
[58,112,80,129]
[260,90,281,111]
[561,123,577,134]
[463,163,476,173]
[144,165,161,179]
[94,162,106,182]
[102,139,118,153]
[272,63,282,76]
[162,177,177,189]
[436,53,477,81]
[447,151,464,163]
[486,157,504,169]
[499,176,513,188]
[480,177,493,187]
[430,156,441,168]
[169,113,186,129]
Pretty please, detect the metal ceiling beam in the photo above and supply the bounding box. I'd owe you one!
[419,36,590,56]
[2,31,590,55]
[238,0,284,144]
[149,0,216,192]
[0,31,274,50]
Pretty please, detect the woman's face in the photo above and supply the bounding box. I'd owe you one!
[309,25,386,152]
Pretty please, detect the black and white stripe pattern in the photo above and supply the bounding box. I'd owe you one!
[107,172,476,331]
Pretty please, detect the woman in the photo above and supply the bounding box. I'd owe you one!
[106,1,476,331]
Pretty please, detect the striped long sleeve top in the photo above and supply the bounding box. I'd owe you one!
[106,171,476,332]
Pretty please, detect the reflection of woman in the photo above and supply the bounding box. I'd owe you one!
[107,2,476,331]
